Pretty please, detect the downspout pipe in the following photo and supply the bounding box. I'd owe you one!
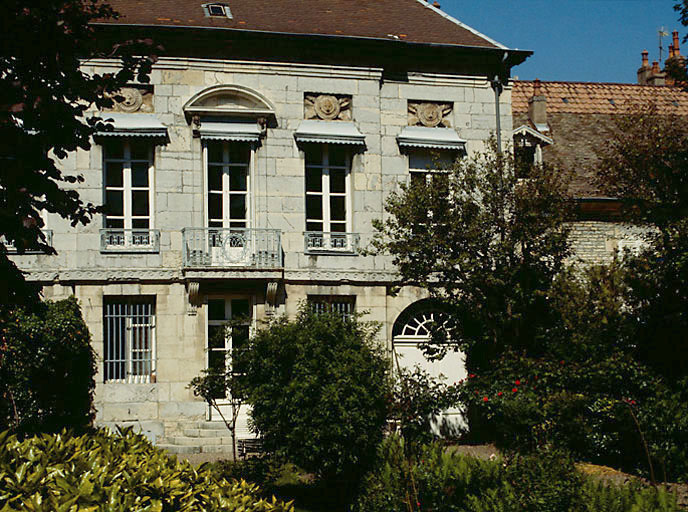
[490,51,510,154]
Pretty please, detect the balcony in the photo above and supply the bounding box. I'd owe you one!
[304,231,360,255]
[182,228,282,269]
[100,229,160,253]
[1,230,53,254]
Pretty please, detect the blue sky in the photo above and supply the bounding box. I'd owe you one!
[442,0,683,83]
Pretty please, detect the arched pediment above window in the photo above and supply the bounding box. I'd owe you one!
[183,84,276,120]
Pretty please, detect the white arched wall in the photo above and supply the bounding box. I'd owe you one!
[392,299,467,434]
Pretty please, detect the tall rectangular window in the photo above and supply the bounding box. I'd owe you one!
[207,297,251,399]
[206,141,249,229]
[103,140,154,232]
[103,298,156,383]
[305,144,350,233]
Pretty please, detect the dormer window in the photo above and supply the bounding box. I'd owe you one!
[203,3,232,18]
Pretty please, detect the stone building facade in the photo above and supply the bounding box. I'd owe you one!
[6,0,530,451]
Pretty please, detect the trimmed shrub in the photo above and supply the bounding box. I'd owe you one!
[235,307,391,486]
[0,297,96,434]
[0,428,294,512]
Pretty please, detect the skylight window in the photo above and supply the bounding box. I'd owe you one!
[203,3,232,18]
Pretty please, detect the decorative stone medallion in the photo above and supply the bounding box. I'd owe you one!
[304,93,352,121]
[105,85,154,113]
[408,100,453,127]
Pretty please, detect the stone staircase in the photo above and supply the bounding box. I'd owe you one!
[156,421,239,455]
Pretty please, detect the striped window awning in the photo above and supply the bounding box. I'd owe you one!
[294,120,365,146]
[397,126,466,150]
[96,113,168,138]
[198,118,262,142]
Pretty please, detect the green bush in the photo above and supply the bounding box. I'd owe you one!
[0,297,96,434]
[0,428,294,512]
[235,307,391,486]
[355,438,680,512]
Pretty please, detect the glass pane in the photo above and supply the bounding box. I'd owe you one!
[306,195,323,220]
[208,142,224,164]
[105,162,123,187]
[130,141,150,160]
[208,166,222,191]
[330,169,346,193]
[208,193,222,220]
[329,145,346,167]
[232,325,250,350]
[229,194,246,220]
[229,168,247,191]
[304,144,323,166]
[209,299,226,321]
[132,162,149,188]
[105,190,124,216]
[231,299,250,320]
[229,221,247,228]
[330,196,346,221]
[131,191,149,216]
[306,167,322,192]
[103,140,124,159]
[331,222,346,233]
[106,218,124,228]
[132,218,149,229]
[228,144,249,164]
[209,220,223,228]
[306,221,323,232]
[209,327,226,350]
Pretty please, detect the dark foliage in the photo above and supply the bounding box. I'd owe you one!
[0,297,96,434]
[235,307,391,487]
[0,0,157,305]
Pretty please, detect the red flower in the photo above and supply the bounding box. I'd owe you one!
[512,387,518,393]
[560,360,565,365]
[475,390,479,395]
[469,373,476,378]
[515,379,521,386]
[417,502,421,507]
[631,400,636,405]
[483,396,489,402]
[497,391,503,396]
[534,375,539,380]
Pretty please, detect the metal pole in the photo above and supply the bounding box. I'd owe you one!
[491,77,503,154]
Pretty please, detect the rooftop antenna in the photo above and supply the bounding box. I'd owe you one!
[659,27,669,61]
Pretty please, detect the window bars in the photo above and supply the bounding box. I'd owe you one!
[103,298,156,383]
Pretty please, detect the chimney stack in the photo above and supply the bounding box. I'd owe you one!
[637,50,651,84]
[669,45,675,58]
[528,78,548,132]
[647,60,666,86]
[674,30,681,56]
[432,1,440,7]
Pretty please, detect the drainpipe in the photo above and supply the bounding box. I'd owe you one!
[490,51,509,154]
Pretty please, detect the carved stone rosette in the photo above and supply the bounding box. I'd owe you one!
[304,93,352,121]
[105,85,154,113]
[408,101,453,127]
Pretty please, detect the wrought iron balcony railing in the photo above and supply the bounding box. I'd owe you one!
[100,229,161,253]
[304,231,360,254]
[182,228,282,268]
[1,230,53,253]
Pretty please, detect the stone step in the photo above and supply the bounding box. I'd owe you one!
[157,444,201,455]
[198,421,232,430]
[167,436,234,446]
[200,445,236,454]
[183,428,233,438]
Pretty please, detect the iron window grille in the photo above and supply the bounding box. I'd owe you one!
[308,295,356,319]
[103,298,156,383]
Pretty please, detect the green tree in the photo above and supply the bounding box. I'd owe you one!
[235,307,391,489]
[372,140,572,372]
[0,297,96,434]
[0,0,156,305]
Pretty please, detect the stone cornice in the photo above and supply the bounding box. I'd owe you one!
[24,269,180,283]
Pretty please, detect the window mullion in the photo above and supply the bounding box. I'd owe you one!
[123,142,133,233]
[223,143,230,229]
[323,146,331,233]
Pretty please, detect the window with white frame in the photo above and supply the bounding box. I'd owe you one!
[308,295,356,319]
[305,144,350,233]
[206,141,250,229]
[408,149,455,186]
[103,140,155,245]
[207,297,251,399]
[103,297,156,383]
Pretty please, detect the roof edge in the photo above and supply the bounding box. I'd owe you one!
[91,21,529,54]
[413,0,508,50]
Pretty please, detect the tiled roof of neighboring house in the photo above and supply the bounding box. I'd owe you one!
[97,0,506,49]
[512,80,688,198]
[512,80,688,115]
